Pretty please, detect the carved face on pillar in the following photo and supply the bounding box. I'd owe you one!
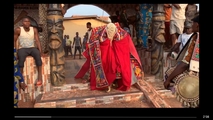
[152,20,165,43]
[47,15,63,50]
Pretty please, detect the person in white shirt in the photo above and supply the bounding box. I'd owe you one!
[169,4,188,48]
[167,22,193,59]
[86,22,92,44]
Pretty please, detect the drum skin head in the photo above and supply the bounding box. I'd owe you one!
[175,75,199,102]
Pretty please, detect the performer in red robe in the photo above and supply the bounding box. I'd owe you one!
[75,23,144,91]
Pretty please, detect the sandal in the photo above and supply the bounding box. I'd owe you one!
[35,80,42,87]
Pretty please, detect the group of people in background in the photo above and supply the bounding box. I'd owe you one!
[63,32,85,59]
[111,4,199,107]
[164,4,198,52]
[62,22,92,59]
[111,4,198,51]
[111,4,153,48]
[63,34,72,57]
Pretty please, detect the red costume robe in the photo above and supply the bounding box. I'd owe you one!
[75,23,144,91]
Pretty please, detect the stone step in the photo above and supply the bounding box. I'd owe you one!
[157,89,183,108]
[50,75,156,92]
[157,89,176,98]
[50,82,90,92]
[76,100,153,108]
[146,81,183,108]
[163,97,183,108]
[144,74,156,82]
[34,86,147,108]
[21,74,183,108]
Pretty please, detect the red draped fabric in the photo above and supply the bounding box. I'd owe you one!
[74,43,90,78]
[75,23,143,91]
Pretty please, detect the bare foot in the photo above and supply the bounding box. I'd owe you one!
[82,79,88,84]
[106,86,111,92]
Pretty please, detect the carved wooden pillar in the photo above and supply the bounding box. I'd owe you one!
[39,4,48,53]
[47,4,65,86]
[150,4,165,80]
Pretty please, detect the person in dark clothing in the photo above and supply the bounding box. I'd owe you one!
[63,34,67,54]
[72,32,82,59]
[120,6,129,28]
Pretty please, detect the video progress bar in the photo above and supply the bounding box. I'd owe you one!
[15,116,51,118]
[15,116,197,118]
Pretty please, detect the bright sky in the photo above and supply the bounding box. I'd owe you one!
[64,4,199,17]
[64,4,110,17]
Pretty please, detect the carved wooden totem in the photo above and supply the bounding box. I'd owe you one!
[150,4,165,80]
[47,4,65,86]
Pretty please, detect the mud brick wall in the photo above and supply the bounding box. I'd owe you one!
[137,49,151,74]
[18,56,51,102]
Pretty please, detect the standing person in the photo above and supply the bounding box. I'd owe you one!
[184,4,197,32]
[86,22,93,44]
[82,33,88,52]
[167,22,193,59]
[115,10,120,23]
[65,35,72,57]
[14,48,26,108]
[135,4,142,47]
[164,4,172,50]
[120,22,131,35]
[63,35,67,54]
[164,15,199,108]
[14,16,43,86]
[79,22,93,83]
[170,4,188,48]
[110,10,120,23]
[72,32,82,59]
[120,6,129,29]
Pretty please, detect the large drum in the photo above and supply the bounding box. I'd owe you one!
[165,67,199,108]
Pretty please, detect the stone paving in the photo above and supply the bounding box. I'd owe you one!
[76,100,153,108]
[34,89,144,108]
[41,86,140,101]
[19,55,183,108]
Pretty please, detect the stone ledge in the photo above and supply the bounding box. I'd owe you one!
[76,100,153,108]
[138,79,183,108]
[34,89,143,108]
[163,98,183,108]
[18,56,50,102]
[51,83,90,92]
[144,75,155,82]
[157,90,176,98]
[51,76,155,92]
[137,79,183,108]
